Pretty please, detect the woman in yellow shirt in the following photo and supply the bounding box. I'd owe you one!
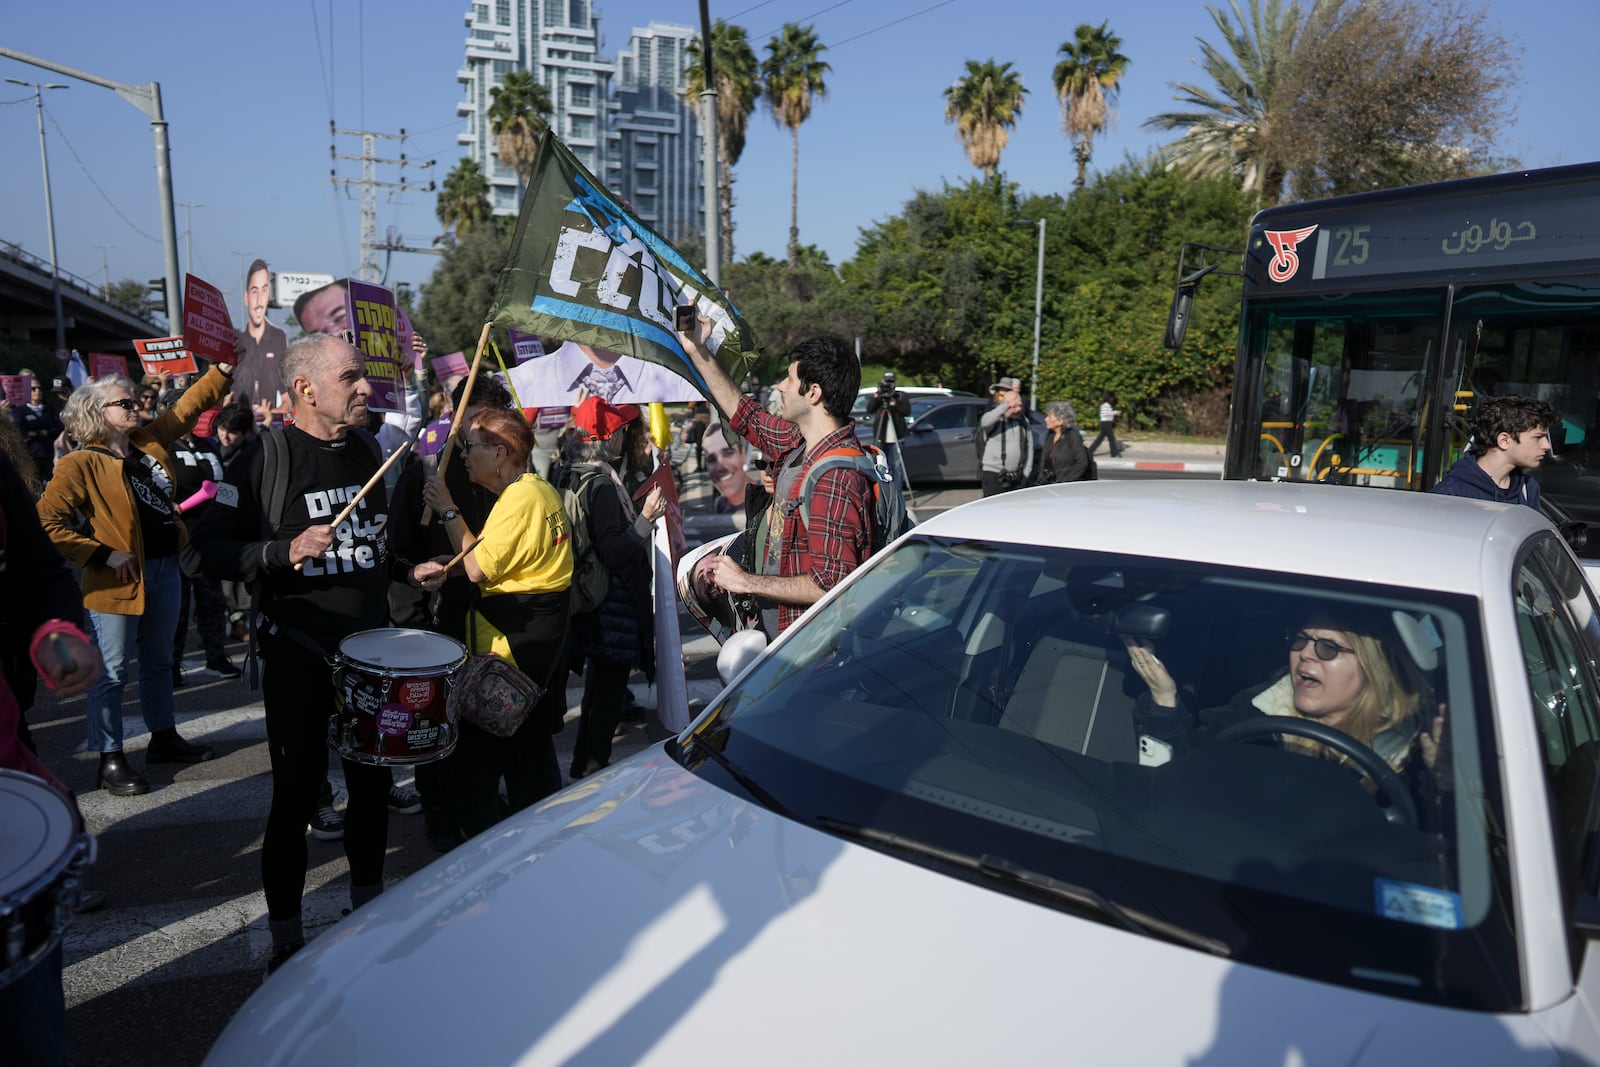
[424,407,572,833]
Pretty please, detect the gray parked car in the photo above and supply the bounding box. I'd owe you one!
[857,397,1047,485]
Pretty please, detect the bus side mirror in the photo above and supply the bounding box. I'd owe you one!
[1164,283,1195,350]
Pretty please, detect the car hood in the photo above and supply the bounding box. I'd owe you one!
[209,748,1558,1066]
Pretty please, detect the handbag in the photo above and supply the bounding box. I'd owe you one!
[447,653,542,738]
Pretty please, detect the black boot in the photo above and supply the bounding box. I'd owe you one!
[99,751,150,796]
[146,728,216,764]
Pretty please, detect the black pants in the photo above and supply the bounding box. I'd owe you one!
[174,572,229,662]
[574,658,631,773]
[260,632,389,921]
[451,592,568,835]
[1087,421,1121,457]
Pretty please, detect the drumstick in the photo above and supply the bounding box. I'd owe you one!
[442,540,477,573]
[293,436,416,572]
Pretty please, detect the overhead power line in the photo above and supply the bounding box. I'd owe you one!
[43,107,161,244]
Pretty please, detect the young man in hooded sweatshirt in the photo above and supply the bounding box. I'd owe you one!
[1429,394,1558,510]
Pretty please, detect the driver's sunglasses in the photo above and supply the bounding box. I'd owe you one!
[1288,631,1356,661]
[103,399,140,411]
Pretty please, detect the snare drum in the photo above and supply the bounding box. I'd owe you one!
[0,769,95,989]
[330,628,467,765]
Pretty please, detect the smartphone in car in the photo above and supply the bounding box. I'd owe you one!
[674,304,696,333]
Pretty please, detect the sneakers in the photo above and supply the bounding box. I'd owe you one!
[206,657,244,679]
[308,803,345,841]
[387,784,422,815]
[264,940,304,979]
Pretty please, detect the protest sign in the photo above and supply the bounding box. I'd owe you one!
[0,375,31,406]
[183,274,237,365]
[507,328,545,363]
[431,351,469,380]
[396,307,416,369]
[134,336,198,377]
[88,353,130,380]
[345,280,405,413]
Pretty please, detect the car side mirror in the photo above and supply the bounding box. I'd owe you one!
[911,422,934,434]
[717,629,768,686]
[1563,521,1589,554]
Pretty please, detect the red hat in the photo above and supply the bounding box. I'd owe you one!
[573,396,641,440]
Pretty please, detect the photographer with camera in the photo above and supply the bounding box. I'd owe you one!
[864,371,911,489]
[979,377,1032,496]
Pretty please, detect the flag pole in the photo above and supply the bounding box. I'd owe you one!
[421,320,492,525]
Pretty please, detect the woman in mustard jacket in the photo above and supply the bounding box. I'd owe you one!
[38,363,232,795]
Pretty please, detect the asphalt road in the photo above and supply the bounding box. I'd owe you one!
[39,463,1208,1067]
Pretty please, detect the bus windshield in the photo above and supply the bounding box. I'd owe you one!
[1230,278,1600,552]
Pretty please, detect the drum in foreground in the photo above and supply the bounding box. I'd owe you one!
[0,768,95,989]
[330,628,467,765]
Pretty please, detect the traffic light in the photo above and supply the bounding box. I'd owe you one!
[147,278,166,313]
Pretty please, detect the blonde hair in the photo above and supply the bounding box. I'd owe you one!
[62,375,137,446]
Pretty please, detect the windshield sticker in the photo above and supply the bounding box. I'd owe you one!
[1375,879,1463,929]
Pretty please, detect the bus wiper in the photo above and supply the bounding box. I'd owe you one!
[681,732,797,821]
[814,817,1230,958]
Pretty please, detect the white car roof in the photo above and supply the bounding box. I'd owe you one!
[912,480,1553,597]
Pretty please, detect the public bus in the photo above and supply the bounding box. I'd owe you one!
[1172,162,1600,555]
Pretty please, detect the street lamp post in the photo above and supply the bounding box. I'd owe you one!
[1013,217,1046,411]
[8,78,69,356]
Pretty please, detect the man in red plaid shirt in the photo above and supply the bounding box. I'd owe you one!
[679,324,873,634]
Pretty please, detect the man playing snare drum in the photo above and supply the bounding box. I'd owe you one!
[184,334,445,976]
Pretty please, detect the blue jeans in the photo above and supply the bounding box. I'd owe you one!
[85,555,181,752]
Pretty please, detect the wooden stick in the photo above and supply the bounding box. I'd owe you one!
[293,435,416,571]
[422,321,493,525]
[442,539,477,573]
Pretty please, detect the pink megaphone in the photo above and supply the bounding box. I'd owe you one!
[179,480,218,513]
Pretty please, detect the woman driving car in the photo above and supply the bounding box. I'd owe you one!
[1122,611,1445,792]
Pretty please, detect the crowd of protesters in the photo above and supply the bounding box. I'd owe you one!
[0,309,950,1055]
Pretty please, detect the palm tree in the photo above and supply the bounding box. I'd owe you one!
[436,157,493,238]
[488,69,553,190]
[942,59,1029,183]
[1144,0,1309,205]
[1053,22,1130,189]
[685,20,761,266]
[761,23,830,269]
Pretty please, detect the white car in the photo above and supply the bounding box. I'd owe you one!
[210,482,1600,1064]
[848,384,971,420]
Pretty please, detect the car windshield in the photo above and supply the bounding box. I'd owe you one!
[682,537,1517,1010]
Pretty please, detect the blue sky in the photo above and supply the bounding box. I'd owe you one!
[1,0,1594,330]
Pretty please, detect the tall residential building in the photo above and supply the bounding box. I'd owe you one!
[605,23,704,245]
[456,5,703,243]
[457,0,611,215]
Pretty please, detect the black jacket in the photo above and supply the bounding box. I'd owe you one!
[865,388,910,444]
[1041,426,1089,483]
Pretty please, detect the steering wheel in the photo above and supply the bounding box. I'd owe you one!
[1214,717,1418,828]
